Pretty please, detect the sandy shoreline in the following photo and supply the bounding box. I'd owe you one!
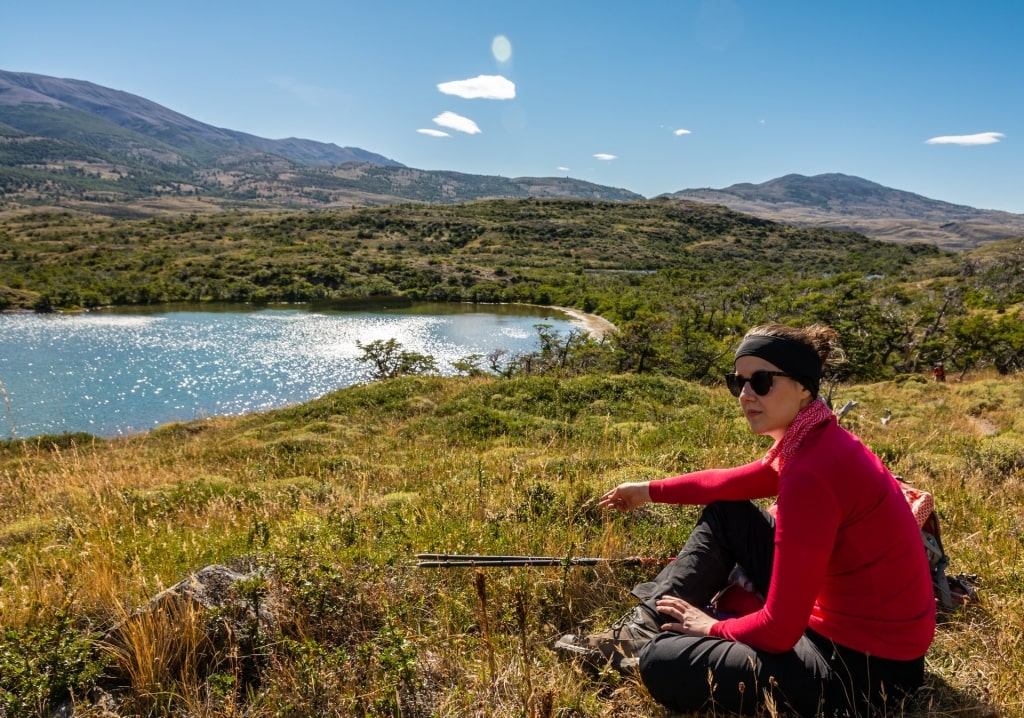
[550,306,617,339]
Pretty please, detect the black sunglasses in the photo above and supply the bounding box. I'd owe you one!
[725,370,791,397]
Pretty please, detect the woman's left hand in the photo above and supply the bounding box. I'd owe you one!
[655,595,719,637]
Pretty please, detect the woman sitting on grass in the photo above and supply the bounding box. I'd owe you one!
[555,323,936,717]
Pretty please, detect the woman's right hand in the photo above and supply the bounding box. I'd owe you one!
[598,482,652,512]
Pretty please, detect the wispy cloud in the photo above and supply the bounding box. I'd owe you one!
[926,131,1005,146]
[593,153,617,161]
[437,75,516,100]
[557,166,571,172]
[417,128,449,137]
[673,128,692,136]
[433,111,481,135]
[269,74,337,105]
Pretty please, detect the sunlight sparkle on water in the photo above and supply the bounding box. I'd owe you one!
[0,306,579,439]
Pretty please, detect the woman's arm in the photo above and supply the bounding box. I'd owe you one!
[600,459,778,513]
[648,459,779,505]
[710,470,840,652]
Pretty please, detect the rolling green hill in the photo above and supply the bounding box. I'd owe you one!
[4,197,1022,383]
[0,198,948,311]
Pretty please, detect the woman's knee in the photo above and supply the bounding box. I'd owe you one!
[638,634,714,712]
[701,499,764,527]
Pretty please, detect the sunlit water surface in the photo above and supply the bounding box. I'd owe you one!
[0,304,581,439]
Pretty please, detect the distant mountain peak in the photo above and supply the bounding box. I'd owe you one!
[664,173,1024,250]
[686,173,941,207]
[0,69,404,168]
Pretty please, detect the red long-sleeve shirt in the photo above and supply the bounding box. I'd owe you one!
[648,417,936,660]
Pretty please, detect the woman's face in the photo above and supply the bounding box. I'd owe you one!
[734,355,813,441]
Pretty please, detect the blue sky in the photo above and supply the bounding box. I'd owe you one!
[4,1,1022,213]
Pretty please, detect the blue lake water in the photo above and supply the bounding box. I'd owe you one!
[0,303,582,440]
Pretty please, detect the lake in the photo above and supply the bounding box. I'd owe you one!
[0,303,584,440]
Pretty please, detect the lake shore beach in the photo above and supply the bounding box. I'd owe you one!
[551,306,617,339]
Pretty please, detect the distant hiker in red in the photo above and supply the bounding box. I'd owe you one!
[933,362,946,382]
[555,323,936,717]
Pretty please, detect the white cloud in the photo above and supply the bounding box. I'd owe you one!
[673,128,692,136]
[926,131,1005,146]
[557,166,571,172]
[593,153,617,161]
[437,75,516,100]
[433,111,481,135]
[417,129,449,137]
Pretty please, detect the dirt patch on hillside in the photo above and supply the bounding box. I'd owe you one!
[969,416,999,436]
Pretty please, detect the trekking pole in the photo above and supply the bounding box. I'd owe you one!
[414,553,673,568]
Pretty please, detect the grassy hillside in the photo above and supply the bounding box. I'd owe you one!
[1,371,1022,716]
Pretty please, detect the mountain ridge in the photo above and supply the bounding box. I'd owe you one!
[0,70,402,167]
[0,69,642,215]
[662,173,1024,249]
[2,69,1022,249]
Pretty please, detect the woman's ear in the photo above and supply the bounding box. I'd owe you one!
[798,384,814,407]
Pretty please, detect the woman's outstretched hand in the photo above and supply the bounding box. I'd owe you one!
[655,595,719,637]
[598,482,652,512]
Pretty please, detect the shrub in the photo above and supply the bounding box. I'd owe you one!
[0,609,106,715]
[967,433,1024,480]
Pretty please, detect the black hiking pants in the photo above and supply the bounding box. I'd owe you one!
[630,500,925,716]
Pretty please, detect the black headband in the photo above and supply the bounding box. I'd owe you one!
[734,334,822,396]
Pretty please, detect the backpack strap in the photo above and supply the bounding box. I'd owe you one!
[933,553,956,613]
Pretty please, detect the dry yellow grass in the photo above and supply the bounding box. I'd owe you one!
[1,371,1022,716]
